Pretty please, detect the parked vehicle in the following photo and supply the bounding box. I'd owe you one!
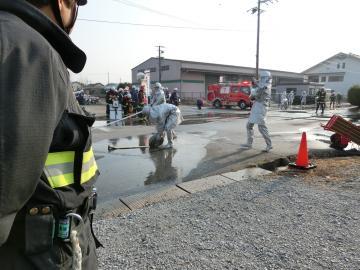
[207,81,252,110]
[74,90,100,105]
[84,94,100,105]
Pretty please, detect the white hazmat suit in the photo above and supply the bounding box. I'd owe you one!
[142,103,183,148]
[300,90,307,109]
[151,82,166,106]
[241,71,273,152]
[287,91,294,108]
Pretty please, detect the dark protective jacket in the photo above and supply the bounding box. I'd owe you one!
[316,90,326,103]
[0,0,99,268]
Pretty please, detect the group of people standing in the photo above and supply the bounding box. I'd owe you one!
[279,88,341,114]
[314,88,339,115]
[280,90,296,110]
[106,85,146,117]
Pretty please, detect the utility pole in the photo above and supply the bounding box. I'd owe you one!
[248,0,277,80]
[156,45,165,83]
[107,72,110,84]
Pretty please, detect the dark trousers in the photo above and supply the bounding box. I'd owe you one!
[316,102,325,114]
[330,100,335,109]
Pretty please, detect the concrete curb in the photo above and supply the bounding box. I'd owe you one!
[96,167,273,220]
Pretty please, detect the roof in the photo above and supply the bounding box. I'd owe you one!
[132,57,303,78]
[302,52,360,74]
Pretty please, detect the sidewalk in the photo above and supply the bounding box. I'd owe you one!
[94,155,360,270]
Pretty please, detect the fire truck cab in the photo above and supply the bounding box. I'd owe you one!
[207,81,252,110]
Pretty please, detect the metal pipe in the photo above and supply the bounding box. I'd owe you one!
[108,145,149,151]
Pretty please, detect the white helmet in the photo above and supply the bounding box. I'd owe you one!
[142,105,151,115]
[155,82,162,88]
[259,70,272,88]
[136,72,145,81]
[173,88,178,91]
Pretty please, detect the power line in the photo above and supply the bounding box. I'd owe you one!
[111,0,200,26]
[77,18,242,32]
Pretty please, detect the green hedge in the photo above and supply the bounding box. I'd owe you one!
[348,85,360,106]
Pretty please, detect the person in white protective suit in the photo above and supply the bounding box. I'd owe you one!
[300,90,307,110]
[280,90,288,110]
[241,71,273,152]
[142,103,183,149]
[151,82,166,106]
[287,90,295,108]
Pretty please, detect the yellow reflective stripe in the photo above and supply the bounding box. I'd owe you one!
[81,161,98,184]
[45,151,75,166]
[44,148,98,188]
[83,148,94,163]
[47,173,74,189]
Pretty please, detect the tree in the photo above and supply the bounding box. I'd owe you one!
[117,82,132,90]
[347,85,360,107]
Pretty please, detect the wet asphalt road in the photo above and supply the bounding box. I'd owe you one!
[87,105,359,205]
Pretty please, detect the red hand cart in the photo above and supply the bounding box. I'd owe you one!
[321,115,360,150]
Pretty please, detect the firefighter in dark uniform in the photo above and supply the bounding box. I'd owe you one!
[315,88,327,115]
[0,0,101,269]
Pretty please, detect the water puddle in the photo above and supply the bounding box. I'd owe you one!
[93,132,214,203]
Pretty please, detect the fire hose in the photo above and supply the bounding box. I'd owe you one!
[93,111,143,130]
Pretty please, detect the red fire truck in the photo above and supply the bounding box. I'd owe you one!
[207,81,252,110]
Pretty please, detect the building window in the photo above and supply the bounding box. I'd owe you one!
[337,63,340,69]
[320,76,326,82]
[308,76,319,82]
[138,69,145,73]
[161,65,170,71]
[328,75,344,82]
[150,67,156,73]
[342,62,346,69]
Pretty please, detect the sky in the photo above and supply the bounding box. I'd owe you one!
[70,0,360,84]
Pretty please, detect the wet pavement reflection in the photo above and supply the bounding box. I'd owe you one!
[93,132,213,203]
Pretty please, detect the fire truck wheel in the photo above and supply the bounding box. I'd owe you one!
[330,133,348,150]
[238,101,247,110]
[213,100,222,109]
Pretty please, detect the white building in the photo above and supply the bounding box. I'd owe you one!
[303,52,360,96]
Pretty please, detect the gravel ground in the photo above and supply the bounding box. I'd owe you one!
[94,157,360,269]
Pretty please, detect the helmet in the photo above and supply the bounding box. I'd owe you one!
[259,70,272,87]
[155,82,162,88]
[173,88,178,91]
[142,105,151,115]
[149,133,164,149]
[78,0,88,5]
[136,72,145,81]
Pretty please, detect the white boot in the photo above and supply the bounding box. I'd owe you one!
[159,130,173,149]
[262,145,273,152]
[240,143,252,149]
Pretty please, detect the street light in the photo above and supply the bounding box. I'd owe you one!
[248,0,277,80]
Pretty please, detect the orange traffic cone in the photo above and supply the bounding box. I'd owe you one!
[288,132,316,169]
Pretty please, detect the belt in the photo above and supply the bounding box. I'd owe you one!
[6,187,102,253]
